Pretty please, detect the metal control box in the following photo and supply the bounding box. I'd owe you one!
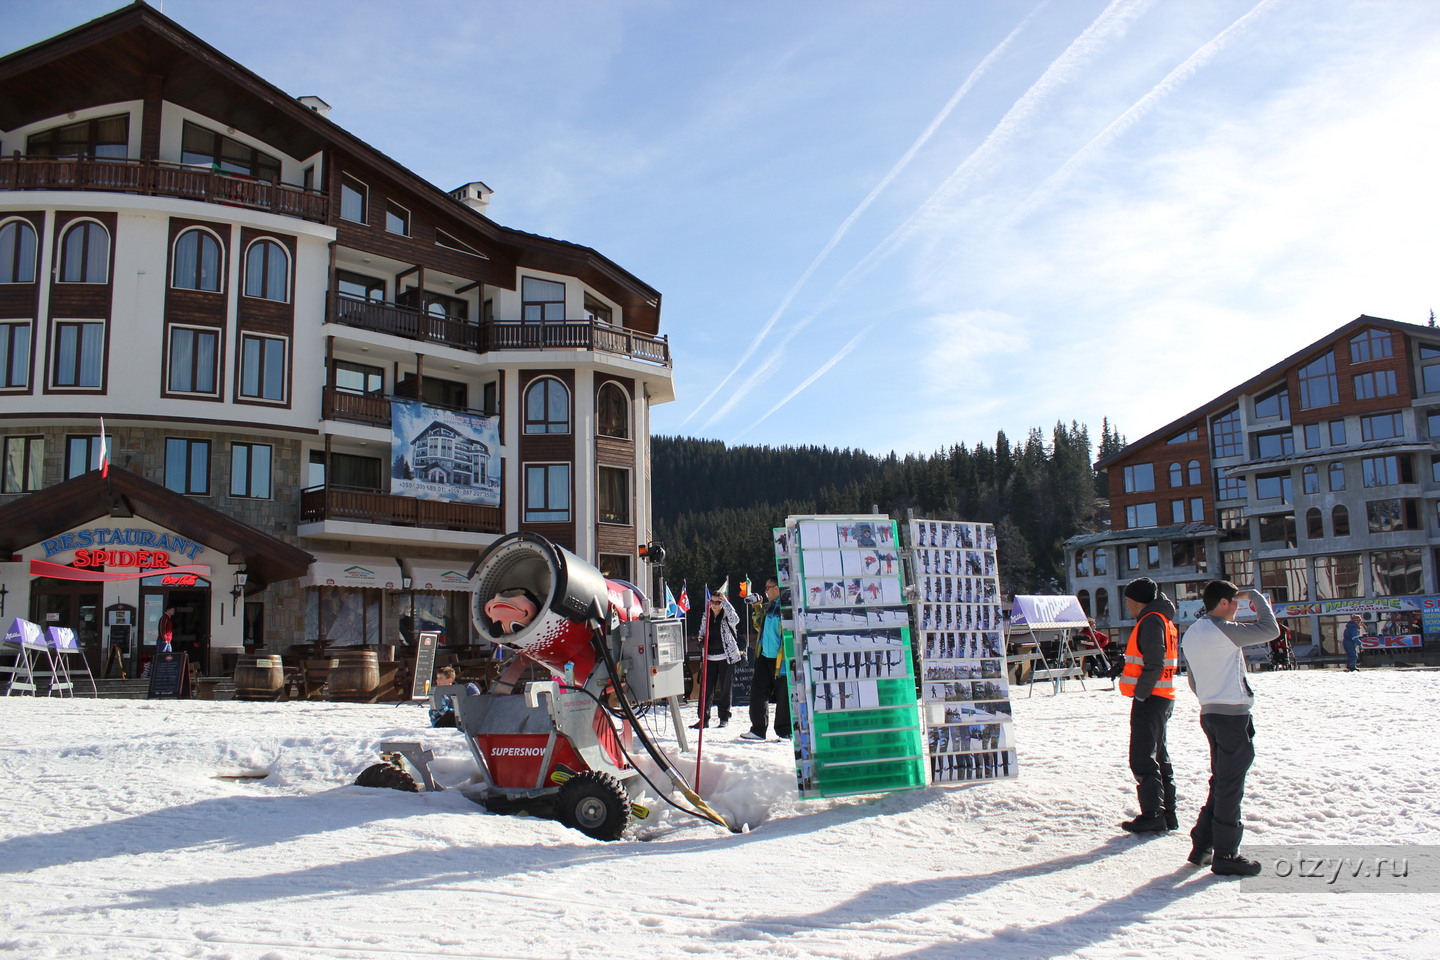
[615,618,686,702]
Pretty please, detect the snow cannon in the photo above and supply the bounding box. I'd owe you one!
[468,531,627,688]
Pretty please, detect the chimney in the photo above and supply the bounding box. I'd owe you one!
[297,95,331,117]
[450,181,494,215]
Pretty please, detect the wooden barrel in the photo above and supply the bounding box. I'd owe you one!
[234,654,285,701]
[327,649,380,701]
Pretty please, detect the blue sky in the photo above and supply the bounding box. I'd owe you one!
[7,0,1439,457]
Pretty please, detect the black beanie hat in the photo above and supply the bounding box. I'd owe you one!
[1124,577,1159,604]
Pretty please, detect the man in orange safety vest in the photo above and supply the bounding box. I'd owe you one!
[1119,577,1178,833]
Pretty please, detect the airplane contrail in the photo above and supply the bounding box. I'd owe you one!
[729,326,874,443]
[679,1,1049,427]
[1009,0,1280,224]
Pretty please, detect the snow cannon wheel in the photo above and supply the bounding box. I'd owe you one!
[556,770,630,841]
[354,762,419,792]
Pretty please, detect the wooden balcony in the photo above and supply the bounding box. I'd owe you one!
[321,386,498,427]
[1,154,329,222]
[329,293,670,365]
[300,485,502,534]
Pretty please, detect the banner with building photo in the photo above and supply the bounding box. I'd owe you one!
[390,399,501,505]
[909,519,1017,785]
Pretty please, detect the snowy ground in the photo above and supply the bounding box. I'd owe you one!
[2,669,1437,960]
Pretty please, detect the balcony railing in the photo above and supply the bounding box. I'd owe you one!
[1,154,329,222]
[321,386,498,427]
[329,293,670,365]
[300,485,502,534]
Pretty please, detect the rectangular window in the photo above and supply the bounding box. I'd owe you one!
[65,435,101,479]
[1259,557,1307,604]
[1255,472,1293,502]
[597,466,630,524]
[1166,426,1199,444]
[1218,506,1249,542]
[1252,430,1293,459]
[524,463,571,522]
[384,202,410,236]
[1221,548,1252,584]
[180,121,280,180]
[1252,385,1290,420]
[521,277,566,323]
[1428,410,1440,439]
[1366,498,1420,534]
[1314,554,1362,599]
[1257,513,1297,547]
[164,437,210,495]
[230,442,272,499]
[1190,497,1204,522]
[2,435,43,492]
[1147,543,1160,568]
[1353,369,1398,400]
[1122,463,1155,492]
[0,321,31,389]
[1359,412,1404,441]
[333,359,384,395]
[1361,455,1413,488]
[1215,470,1246,501]
[1303,423,1321,449]
[1371,548,1423,596]
[239,334,287,402]
[1125,545,1140,573]
[1297,351,1338,408]
[167,326,219,395]
[336,270,385,303]
[1171,540,1207,572]
[51,320,104,388]
[328,452,382,490]
[1171,500,1185,523]
[27,113,129,158]
[340,176,367,223]
[1211,407,1242,458]
[1329,419,1346,445]
[1124,502,1157,528]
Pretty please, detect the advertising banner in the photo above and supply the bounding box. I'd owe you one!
[390,399,500,506]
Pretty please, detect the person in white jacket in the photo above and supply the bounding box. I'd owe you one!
[1180,580,1278,877]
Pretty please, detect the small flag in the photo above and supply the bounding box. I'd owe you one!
[98,418,109,478]
[739,576,751,599]
[664,582,681,618]
[676,581,690,614]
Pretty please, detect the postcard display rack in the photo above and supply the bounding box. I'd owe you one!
[776,516,927,799]
[910,519,1019,784]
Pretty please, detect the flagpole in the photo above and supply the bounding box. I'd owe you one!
[694,584,712,790]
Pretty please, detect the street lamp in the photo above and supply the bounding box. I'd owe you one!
[231,566,248,616]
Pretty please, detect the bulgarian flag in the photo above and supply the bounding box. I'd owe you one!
[98,418,109,477]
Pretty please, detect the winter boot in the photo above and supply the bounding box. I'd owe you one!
[1121,813,1170,834]
[1211,853,1262,877]
[1186,845,1213,866]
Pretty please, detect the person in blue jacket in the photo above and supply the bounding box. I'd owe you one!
[741,578,792,741]
[1342,614,1364,672]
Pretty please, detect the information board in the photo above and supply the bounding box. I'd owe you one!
[147,652,191,699]
[780,515,926,799]
[411,631,441,699]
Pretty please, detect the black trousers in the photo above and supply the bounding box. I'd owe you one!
[1191,713,1256,856]
[699,658,734,723]
[747,655,791,737]
[1128,695,1176,817]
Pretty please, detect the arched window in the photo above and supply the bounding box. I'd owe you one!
[597,381,630,439]
[1169,463,1183,487]
[1074,549,1089,577]
[172,228,222,292]
[1302,464,1319,494]
[524,377,570,434]
[1332,505,1350,537]
[1077,589,1091,615]
[1094,547,1108,576]
[1306,507,1324,539]
[58,220,109,283]
[0,219,38,283]
[243,239,289,301]
[1188,460,1201,485]
[1095,587,1110,620]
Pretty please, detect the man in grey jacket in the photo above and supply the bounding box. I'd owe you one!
[1181,579,1279,877]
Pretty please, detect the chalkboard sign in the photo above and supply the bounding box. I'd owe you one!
[410,631,441,700]
[147,652,191,699]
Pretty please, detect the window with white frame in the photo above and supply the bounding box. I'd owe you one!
[524,463,571,522]
[165,437,210,495]
[166,325,219,395]
[524,377,570,434]
[243,239,289,301]
[597,382,630,439]
[384,201,410,236]
[238,333,287,402]
[57,220,109,283]
[172,228,223,292]
[340,175,367,223]
[0,321,31,389]
[230,442,272,499]
[51,319,105,388]
[0,219,38,283]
